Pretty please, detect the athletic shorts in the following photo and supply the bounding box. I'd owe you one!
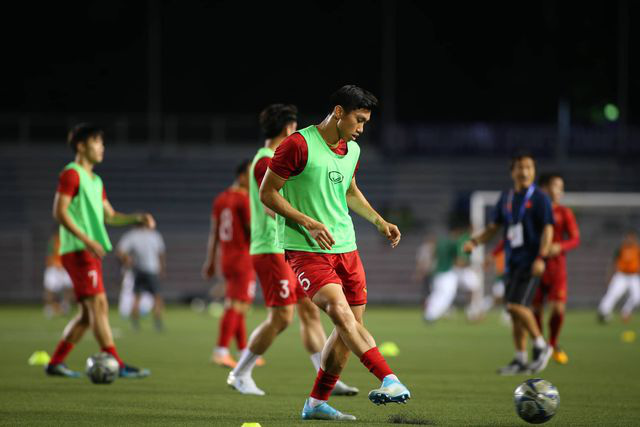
[252,253,306,307]
[223,268,256,303]
[43,266,73,293]
[60,250,104,300]
[133,270,160,296]
[504,265,540,307]
[284,250,367,306]
[533,276,567,304]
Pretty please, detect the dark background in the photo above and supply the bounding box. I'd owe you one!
[2,1,636,124]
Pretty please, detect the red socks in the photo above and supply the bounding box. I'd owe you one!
[218,308,239,348]
[102,345,125,368]
[235,312,247,350]
[549,311,564,349]
[310,368,340,400]
[50,340,74,365]
[360,347,393,381]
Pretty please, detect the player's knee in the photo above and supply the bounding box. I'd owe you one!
[326,301,354,329]
[270,307,294,331]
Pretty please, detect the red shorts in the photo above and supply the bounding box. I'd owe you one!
[252,253,307,307]
[284,250,367,306]
[533,275,567,304]
[223,266,256,303]
[61,250,104,300]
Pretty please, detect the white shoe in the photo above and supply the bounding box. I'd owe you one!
[528,345,553,374]
[332,380,359,396]
[226,371,265,396]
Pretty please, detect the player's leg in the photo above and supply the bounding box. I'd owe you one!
[531,284,545,334]
[598,272,628,322]
[424,271,457,322]
[46,299,91,377]
[152,293,165,332]
[458,267,484,321]
[213,296,242,367]
[230,299,250,351]
[621,274,640,322]
[130,291,142,330]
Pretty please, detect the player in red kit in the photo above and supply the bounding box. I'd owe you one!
[203,160,260,368]
[532,173,580,365]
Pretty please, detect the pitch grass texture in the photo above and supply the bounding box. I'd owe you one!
[0,306,638,426]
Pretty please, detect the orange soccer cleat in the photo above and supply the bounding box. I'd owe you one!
[552,348,569,365]
[212,352,237,369]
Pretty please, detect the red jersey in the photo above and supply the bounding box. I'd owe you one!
[212,188,251,275]
[542,204,580,281]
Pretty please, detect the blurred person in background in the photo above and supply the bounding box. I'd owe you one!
[598,230,640,323]
[116,223,166,331]
[43,227,73,317]
[532,173,580,365]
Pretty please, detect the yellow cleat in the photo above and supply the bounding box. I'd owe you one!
[552,349,569,365]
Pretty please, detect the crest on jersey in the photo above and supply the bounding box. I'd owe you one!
[329,171,344,184]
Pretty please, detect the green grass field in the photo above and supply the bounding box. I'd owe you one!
[1,305,638,426]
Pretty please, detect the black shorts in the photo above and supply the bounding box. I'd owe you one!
[133,271,159,295]
[505,266,539,307]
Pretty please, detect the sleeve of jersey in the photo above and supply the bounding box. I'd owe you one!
[560,207,580,252]
[268,133,308,179]
[253,157,271,187]
[57,169,80,197]
[490,193,505,225]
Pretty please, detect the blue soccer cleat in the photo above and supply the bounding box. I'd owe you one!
[119,363,150,378]
[45,363,82,378]
[301,398,357,421]
[368,376,411,405]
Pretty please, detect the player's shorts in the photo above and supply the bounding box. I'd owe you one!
[133,270,160,296]
[284,250,367,306]
[223,267,256,303]
[252,253,307,307]
[504,265,540,307]
[533,275,568,304]
[43,266,73,293]
[60,250,104,300]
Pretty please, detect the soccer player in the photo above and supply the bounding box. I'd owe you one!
[202,160,258,368]
[228,104,358,397]
[116,223,167,331]
[43,228,74,317]
[598,230,640,323]
[463,153,554,375]
[532,174,580,364]
[260,86,410,421]
[46,123,153,378]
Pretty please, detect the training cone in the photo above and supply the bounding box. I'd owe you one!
[379,341,400,357]
[28,350,51,366]
[241,423,262,427]
[621,330,636,343]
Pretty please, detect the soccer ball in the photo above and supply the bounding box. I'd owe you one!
[513,379,559,424]
[86,352,120,384]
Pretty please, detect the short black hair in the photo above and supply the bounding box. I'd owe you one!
[330,85,378,113]
[538,173,563,188]
[510,151,536,171]
[259,104,298,138]
[235,159,251,177]
[67,123,104,153]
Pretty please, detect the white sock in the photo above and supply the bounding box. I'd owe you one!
[534,336,546,349]
[214,346,229,356]
[383,374,399,382]
[515,351,528,364]
[310,352,322,372]
[233,349,259,377]
[308,397,326,408]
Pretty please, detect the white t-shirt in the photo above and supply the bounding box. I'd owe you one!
[117,228,165,274]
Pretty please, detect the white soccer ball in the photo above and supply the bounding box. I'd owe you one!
[514,378,559,424]
[86,352,120,384]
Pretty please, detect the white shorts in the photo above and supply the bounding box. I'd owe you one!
[43,266,73,293]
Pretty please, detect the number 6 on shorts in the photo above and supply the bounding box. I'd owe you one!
[298,272,311,291]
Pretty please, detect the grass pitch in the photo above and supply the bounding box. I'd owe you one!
[0,305,638,426]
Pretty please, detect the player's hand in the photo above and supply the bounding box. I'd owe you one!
[140,213,156,229]
[532,258,546,277]
[306,219,335,250]
[85,239,106,259]
[376,219,401,248]
[202,260,215,280]
[548,243,562,257]
[463,240,476,254]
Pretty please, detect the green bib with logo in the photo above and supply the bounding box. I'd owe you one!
[249,147,282,255]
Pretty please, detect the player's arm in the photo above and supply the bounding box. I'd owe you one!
[559,209,580,253]
[260,169,335,250]
[53,192,106,258]
[463,223,500,253]
[103,199,155,228]
[346,176,401,248]
[202,216,219,280]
